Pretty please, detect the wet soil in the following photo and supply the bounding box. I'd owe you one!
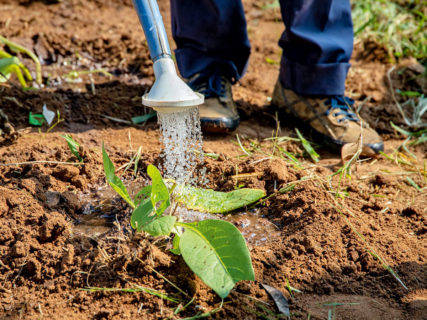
[0,1,426,319]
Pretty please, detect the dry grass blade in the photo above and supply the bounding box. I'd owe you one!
[82,285,179,303]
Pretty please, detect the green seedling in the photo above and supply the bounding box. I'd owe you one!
[0,55,32,87]
[285,277,302,297]
[47,110,64,133]
[295,128,320,163]
[61,134,83,162]
[0,35,42,84]
[102,144,256,298]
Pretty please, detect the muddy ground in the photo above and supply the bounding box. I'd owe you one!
[0,0,426,319]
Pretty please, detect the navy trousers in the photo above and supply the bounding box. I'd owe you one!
[170,0,354,96]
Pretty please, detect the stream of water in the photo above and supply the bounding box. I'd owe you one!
[157,107,205,185]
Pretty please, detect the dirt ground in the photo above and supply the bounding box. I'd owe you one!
[0,1,426,319]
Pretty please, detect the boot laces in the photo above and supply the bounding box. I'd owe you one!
[189,70,227,99]
[325,96,359,123]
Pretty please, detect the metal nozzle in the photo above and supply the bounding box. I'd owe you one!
[133,0,204,113]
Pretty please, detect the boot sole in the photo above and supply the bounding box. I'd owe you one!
[200,116,240,133]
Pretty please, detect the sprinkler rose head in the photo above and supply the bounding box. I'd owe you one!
[142,58,204,114]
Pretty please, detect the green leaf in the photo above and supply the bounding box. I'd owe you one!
[176,186,265,214]
[144,216,176,236]
[295,128,319,163]
[131,199,175,236]
[0,56,31,87]
[131,198,155,232]
[61,134,82,161]
[170,235,181,255]
[179,220,254,298]
[102,143,135,209]
[134,185,152,206]
[147,165,170,215]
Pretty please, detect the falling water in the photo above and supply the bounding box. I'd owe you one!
[157,107,205,184]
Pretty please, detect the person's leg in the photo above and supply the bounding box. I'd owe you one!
[278,0,353,96]
[170,0,250,81]
[273,0,383,154]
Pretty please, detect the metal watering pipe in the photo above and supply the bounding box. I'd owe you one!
[132,0,203,113]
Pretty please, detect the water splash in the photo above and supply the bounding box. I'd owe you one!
[157,107,205,184]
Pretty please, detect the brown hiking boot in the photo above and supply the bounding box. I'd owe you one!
[188,71,240,133]
[271,79,384,154]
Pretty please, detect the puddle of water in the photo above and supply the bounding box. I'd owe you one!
[74,180,280,246]
[73,178,147,237]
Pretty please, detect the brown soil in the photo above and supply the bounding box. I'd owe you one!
[0,1,426,319]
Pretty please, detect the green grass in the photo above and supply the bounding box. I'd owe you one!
[352,0,427,60]
[257,0,425,61]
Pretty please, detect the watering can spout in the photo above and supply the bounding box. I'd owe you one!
[132,0,203,113]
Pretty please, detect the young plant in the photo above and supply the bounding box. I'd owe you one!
[102,144,256,298]
[0,54,32,87]
[61,134,83,162]
[0,36,42,85]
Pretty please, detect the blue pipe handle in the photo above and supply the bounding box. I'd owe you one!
[132,0,172,61]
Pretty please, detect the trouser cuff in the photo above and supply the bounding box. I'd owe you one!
[280,56,350,96]
[175,47,246,81]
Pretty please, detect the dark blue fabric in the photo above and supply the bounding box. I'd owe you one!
[170,0,354,96]
[170,0,250,82]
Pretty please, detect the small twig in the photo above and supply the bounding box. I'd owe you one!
[0,160,83,166]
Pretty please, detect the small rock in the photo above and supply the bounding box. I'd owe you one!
[53,166,80,182]
[349,250,359,262]
[46,191,61,208]
[11,241,28,258]
[61,244,75,271]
